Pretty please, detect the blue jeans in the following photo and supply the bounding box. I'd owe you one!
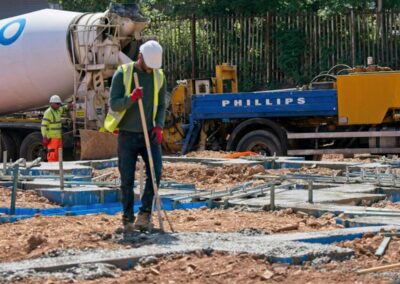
[118,130,162,224]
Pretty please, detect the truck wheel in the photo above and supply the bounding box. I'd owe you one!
[20,132,46,161]
[8,132,22,158]
[0,132,17,161]
[236,130,283,156]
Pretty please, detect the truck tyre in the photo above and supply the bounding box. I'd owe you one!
[0,132,17,161]
[20,132,46,161]
[8,131,22,158]
[236,130,283,156]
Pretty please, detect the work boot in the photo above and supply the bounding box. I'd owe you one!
[122,216,135,233]
[134,211,152,231]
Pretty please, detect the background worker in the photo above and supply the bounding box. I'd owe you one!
[108,40,167,231]
[41,95,71,162]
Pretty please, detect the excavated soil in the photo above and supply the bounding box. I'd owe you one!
[0,208,341,263]
[184,150,234,158]
[93,162,341,190]
[338,231,400,263]
[9,250,395,284]
[7,230,400,284]
[93,163,270,190]
[372,200,400,210]
[77,250,396,284]
[0,187,58,209]
[3,153,400,283]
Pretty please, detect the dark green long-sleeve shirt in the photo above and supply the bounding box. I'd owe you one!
[109,63,167,132]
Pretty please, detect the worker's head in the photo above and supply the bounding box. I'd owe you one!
[138,40,163,73]
[49,95,62,110]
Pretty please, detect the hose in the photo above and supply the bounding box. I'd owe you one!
[310,74,337,83]
[327,64,352,75]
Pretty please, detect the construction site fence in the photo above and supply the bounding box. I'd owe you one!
[147,11,400,90]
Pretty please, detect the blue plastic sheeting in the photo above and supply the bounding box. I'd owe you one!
[298,233,365,245]
[336,218,385,228]
[91,160,118,170]
[21,168,92,177]
[0,198,208,224]
[36,188,120,206]
[387,192,400,202]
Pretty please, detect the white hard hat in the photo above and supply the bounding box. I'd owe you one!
[140,40,163,69]
[49,95,62,104]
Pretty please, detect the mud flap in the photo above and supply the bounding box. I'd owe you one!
[79,129,118,160]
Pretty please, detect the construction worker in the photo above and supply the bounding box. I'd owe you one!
[41,95,70,162]
[107,40,167,231]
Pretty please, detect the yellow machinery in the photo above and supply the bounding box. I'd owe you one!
[337,71,400,125]
[163,63,238,153]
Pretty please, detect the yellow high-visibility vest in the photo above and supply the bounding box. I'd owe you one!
[103,62,164,132]
[41,106,68,138]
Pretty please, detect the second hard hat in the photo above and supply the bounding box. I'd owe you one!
[49,95,62,104]
[140,40,163,69]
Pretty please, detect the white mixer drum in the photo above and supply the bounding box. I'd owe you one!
[0,9,82,114]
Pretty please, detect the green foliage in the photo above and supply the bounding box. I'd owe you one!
[50,0,110,12]
[141,0,400,17]
[275,27,307,84]
[50,0,400,16]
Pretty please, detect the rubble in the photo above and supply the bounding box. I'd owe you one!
[2,152,400,283]
[0,187,58,209]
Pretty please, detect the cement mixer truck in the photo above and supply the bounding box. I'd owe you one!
[0,3,148,161]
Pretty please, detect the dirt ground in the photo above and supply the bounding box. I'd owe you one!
[3,210,400,283]
[11,237,400,284]
[93,162,270,190]
[372,200,400,210]
[0,208,342,263]
[93,162,340,190]
[3,152,400,283]
[0,187,58,209]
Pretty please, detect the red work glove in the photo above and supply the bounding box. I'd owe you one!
[42,137,50,147]
[130,87,143,102]
[152,127,163,145]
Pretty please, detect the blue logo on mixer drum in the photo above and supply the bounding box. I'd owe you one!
[0,18,26,46]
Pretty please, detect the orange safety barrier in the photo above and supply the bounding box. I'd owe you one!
[223,151,258,159]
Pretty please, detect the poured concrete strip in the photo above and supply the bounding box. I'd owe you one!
[342,216,400,227]
[275,160,357,170]
[4,162,93,177]
[0,231,360,274]
[227,189,385,208]
[75,158,118,170]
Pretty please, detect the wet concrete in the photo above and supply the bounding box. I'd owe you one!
[0,263,119,282]
[227,183,385,208]
[0,230,361,277]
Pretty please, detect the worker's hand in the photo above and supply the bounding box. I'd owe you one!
[67,102,74,110]
[151,127,163,145]
[130,87,143,102]
[42,137,50,147]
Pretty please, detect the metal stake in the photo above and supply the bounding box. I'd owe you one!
[308,179,314,204]
[59,148,64,190]
[10,164,19,215]
[270,184,275,211]
[345,166,349,183]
